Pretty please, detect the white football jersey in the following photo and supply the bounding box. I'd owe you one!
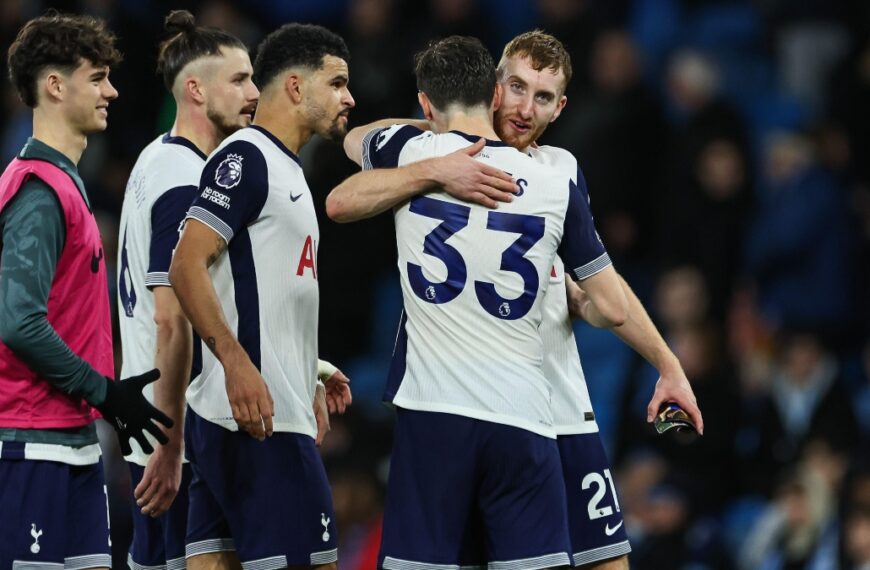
[364,126,611,438]
[540,256,598,435]
[533,145,599,436]
[118,133,205,466]
[184,125,320,438]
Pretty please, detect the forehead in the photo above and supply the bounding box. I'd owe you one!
[501,54,565,93]
[316,55,349,77]
[70,58,109,76]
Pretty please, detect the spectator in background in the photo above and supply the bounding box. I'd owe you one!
[535,0,628,93]
[667,137,753,314]
[664,49,748,153]
[620,320,740,515]
[546,29,669,266]
[653,265,710,330]
[745,131,857,338]
[659,50,752,315]
[739,465,838,570]
[738,331,858,497]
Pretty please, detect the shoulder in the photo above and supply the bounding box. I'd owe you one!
[137,137,205,195]
[530,145,578,172]
[204,137,268,189]
[365,124,429,155]
[1,177,63,231]
[370,124,428,149]
[363,124,430,169]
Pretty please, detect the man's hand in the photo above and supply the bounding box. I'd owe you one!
[318,361,352,415]
[313,381,329,447]
[134,442,183,518]
[435,138,517,209]
[97,370,174,456]
[646,366,705,435]
[225,357,274,440]
[565,277,589,321]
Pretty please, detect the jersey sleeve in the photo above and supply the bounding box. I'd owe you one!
[361,124,424,170]
[146,185,197,287]
[558,167,612,281]
[185,140,269,243]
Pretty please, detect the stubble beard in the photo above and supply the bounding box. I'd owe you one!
[322,118,347,144]
[207,105,245,140]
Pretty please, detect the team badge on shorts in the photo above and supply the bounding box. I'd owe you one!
[215,154,243,189]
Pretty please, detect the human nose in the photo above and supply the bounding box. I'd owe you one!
[247,80,260,102]
[517,95,533,119]
[342,87,355,109]
[104,79,118,101]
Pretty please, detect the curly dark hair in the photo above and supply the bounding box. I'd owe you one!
[157,10,246,91]
[7,11,122,108]
[414,36,496,111]
[253,23,349,88]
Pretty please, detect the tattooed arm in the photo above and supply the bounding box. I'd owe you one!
[169,219,274,439]
[0,181,107,404]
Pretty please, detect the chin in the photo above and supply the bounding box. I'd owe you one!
[500,133,525,150]
[322,125,347,144]
[84,120,108,134]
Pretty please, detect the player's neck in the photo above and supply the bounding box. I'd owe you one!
[252,103,309,155]
[441,111,499,141]
[172,106,222,156]
[32,108,87,165]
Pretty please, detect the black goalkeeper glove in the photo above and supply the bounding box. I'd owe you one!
[96,369,174,456]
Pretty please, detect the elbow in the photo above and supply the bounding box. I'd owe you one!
[154,309,190,335]
[168,260,181,289]
[602,297,628,327]
[325,192,344,222]
[325,190,355,223]
[0,319,21,351]
[168,255,189,292]
[605,308,627,328]
[0,311,39,353]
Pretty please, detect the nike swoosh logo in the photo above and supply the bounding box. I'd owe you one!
[290,192,303,202]
[604,521,624,536]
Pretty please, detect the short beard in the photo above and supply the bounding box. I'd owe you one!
[321,120,347,143]
[206,106,244,139]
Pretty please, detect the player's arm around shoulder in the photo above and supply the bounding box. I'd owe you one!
[343,118,431,166]
[327,124,516,222]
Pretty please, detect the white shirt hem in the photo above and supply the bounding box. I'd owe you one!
[392,396,556,439]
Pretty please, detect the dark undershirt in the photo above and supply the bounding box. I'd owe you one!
[0,138,107,446]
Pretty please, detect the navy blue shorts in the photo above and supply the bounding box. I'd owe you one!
[183,409,337,568]
[127,461,192,570]
[380,409,571,570]
[0,446,111,569]
[557,433,631,566]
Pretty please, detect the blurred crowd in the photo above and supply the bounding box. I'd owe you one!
[1,0,869,568]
